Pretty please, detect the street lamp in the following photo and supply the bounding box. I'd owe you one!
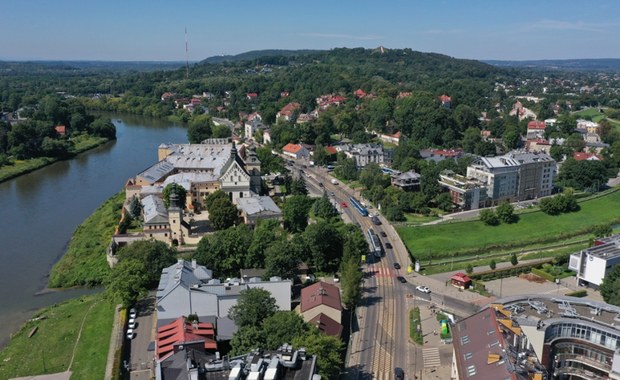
[555,278,560,295]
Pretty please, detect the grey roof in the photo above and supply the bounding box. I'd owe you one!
[166,143,232,171]
[163,172,219,190]
[395,170,420,181]
[157,259,213,299]
[336,143,383,156]
[137,160,176,184]
[476,151,554,169]
[237,196,282,216]
[141,195,168,224]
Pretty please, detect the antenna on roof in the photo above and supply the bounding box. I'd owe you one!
[185,26,190,79]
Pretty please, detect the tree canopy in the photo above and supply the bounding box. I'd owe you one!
[228,287,278,328]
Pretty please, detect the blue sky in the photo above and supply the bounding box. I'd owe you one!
[3,0,620,61]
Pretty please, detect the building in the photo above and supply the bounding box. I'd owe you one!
[453,295,620,380]
[527,121,547,136]
[156,317,217,360]
[282,143,310,160]
[526,139,552,155]
[236,196,282,226]
[419,148,464,163]
[466,151,556,204]
[54,125,67,136]
[449,272,472,290]
[276,102,300,122]
[378,131,402,146]
[244,118,267,141]
[336,143,384,168]
[156,344,317,380]
[568,234,620,289]
[440,94,452,109]
[391,170,421,191]
[298,281,342,337]
[573,152,602,161]
[156,260,292,340]
[438,170,488,210]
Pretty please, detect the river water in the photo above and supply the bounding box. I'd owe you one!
[0,115,187,349]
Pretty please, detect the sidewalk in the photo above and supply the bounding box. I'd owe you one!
[413,301,454,380]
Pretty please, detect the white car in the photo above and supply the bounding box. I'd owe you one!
[126,329,135,339]
[128,318,137,329]
[416,285,431,294]
[129,308,137,319]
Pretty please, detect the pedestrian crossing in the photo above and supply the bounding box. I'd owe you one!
[423,347,441,368]
[365,267,398,278]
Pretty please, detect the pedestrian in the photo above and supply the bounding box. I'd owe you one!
[433,329,437,335]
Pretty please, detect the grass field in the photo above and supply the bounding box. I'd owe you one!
[48,191,124,288]
[0,293,114,379]
[398,189,620,260]
[573,107,620,128]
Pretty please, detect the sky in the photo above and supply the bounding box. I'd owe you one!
[3,0,620,62]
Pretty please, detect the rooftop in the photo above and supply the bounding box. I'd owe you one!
[237,196,282,216]
[300,281,342,313]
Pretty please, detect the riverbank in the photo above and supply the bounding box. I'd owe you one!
[0,135,110,183]
[48,191,124,288]
[0,293,114,379]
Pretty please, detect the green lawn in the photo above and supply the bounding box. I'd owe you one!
[398,189,620,260]
[48,191,124,287]
[403,213,440,224]
[574,107,606,122]
[0,294,114,379]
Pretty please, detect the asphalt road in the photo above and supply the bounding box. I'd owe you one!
[126,297,156,379]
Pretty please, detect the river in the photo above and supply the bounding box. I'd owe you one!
[0,114,187,349]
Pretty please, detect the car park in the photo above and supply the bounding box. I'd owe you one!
[396,276,407,284]
[380,231,387,237]
[393,262,401,270]
[126,329,135,339]
[385,242,393,249]
[416,285,431,294]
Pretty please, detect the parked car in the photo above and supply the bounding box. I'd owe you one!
[416,285,431,294]
[380,231,387,237]
[396,276,407,284]
[330,192,335,196]
[334,274,340,283]
[128,320,137,329]
[385,242,393,249]
[395,367,405,380]
[126,329,135,339]
[341,202,347,208]
[371,216,381,225]
[393,262,401,270]
[129,308,137,319]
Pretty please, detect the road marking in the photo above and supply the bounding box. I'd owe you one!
[423,347,441,367]
[373,371,390,380]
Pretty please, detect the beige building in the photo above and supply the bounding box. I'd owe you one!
[298,281,342,334]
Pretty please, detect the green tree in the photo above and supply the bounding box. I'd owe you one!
[303,220,343,272]
[193,225,253,276]
[229,325,266,356]
[291,177,309,195]
[465,263,474,275]
[256,146,285,174]
[282,195,313,233]
[461,127,482,153]
[264,239,303,279]
[479,209,499,226]
[89,117,116,139]
[359,163,389,190]
[510,252,518,266]
[205,190,229,210]
[502,126,521,150]
[489,259,497,270]
[435,192,453,212]
[600,265,620,306]
[292,331,344,380]
[313,192,339,219]
[116,240,176,284]
[104,258,150,307]
[340,257,363,308]
[262,312,309,349]
[229,288,278,328]
[162,182,187,209]
[334,154,358,181]
[208,197,239,230]
[129,195,142,218]
[187,114,214,143]
[592,223,613,238]
[495,202,516,224]
[247,219,283,269]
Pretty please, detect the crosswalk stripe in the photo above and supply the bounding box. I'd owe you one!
[423,348,441,367]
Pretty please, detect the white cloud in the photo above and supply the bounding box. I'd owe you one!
[299,33,382,41]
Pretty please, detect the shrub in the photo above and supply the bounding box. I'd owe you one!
[565,289,587,298]
[480,209,500,226]
[510,252,518,266]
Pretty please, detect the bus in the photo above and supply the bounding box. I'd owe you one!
[349,196,369,217]
[368,228,383,258]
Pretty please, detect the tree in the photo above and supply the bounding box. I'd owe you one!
[303,220,343,272]
[262,312,309,350]
[435,192,453,212]
[291,177,309,195]
[479,209,499,226]
[462,127,482,153]
[340,256,363,308]
[129,195,142,218]
[116,240,176,284]
[282,195,313,233]
[247,219,283,269]
[489,260,497,270]
[187,114,213,143]
[89,117,116,139]
[104,258,150,307]
[313,192,339,219]
[193,225,253,276]
[592,223,613,238]
[502,127,521,150]
[334,154,358,181]
[292,331,344,380]
[359,163,389,190]
[510,252,518,266]
[229,325,265,356]
[208,197,239,230]
[601,265,620,306]
[205,190,229,210]
[495,202,516,224]
[465,263,474,275]
[264,239,303,279]
[163,182,187,209]
[229,288,278,328]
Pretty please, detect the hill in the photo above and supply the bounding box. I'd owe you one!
[201,49,320,64]
[483,58,620,71]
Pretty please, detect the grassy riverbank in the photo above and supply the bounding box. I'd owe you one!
[48,191,124,288]
[398,188,620,260]
[0,135,110,183]
[0,293,114,379]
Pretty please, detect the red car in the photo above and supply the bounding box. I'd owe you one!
[341,202,347,208]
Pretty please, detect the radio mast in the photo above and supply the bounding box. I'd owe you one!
[185,26,189,79]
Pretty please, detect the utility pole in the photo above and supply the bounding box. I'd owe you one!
[185,27,190,79]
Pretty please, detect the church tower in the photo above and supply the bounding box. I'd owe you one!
[168,191,184,246]
[245,145,262,194]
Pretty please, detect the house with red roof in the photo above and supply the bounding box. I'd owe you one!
[526,138,551,155]
[282,143,310,160]
[246,92,258,101]
[156,317,217,360]
[573,152,602,161]
[160,92,175,102]
[378,131,402,146]
[316,94,345,110]
[527,121,546,134]
[439,94,452,108]
[276,102,301,122]
[450,272,472,290]
[54,125,67,136]
[298,281,342,337]
[354,88,367,98]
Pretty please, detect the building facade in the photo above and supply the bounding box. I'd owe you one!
[569,234,620,289]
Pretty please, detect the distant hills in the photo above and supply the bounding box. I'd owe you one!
[483,59,620,71]
[201,49,320,64]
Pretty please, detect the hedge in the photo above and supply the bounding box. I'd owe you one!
[565,289,588,298]
[530,267,556,282]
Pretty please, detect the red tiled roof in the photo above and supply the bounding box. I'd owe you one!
[527,121,546,130]
[391,131,401,139]
[300,281,342,313]
[279,102,301,117]
[573,152,601,161]
[308,313,342,337]
[451,272,472,283]
[325,146,338,155]
[440,94,451,103]
[54,125,66,135]
[282,143,303,154]
[354,89,367,98]
[156,317,217,359]
[246,92,258,98]
[432,149,462,157]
